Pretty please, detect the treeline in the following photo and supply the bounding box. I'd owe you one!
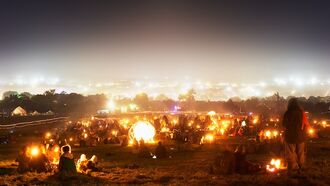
[114,91,330,117]
[1,90,330,118]
[0,90,107,117]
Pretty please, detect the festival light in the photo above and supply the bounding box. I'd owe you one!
[129,103,138,111]
[308,128,316,137]
[107,100,116,112]
[111,130,118,136]
[30,146,40,157]
[128,121,156,144]
[253,118,258,124]
[207,111,216,116]
[45,132,51,139]
[265,130,271,138]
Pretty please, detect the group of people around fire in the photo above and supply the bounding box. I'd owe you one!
[17,143,98,177]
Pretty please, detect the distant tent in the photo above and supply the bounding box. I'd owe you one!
[45,110,55,115]
[31,111,40,116]
[11,106,27,116]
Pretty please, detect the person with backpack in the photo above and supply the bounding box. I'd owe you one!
[282,98,310,173]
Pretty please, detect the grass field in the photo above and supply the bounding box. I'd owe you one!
[1,124,330,185]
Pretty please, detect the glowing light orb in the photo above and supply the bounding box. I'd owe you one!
[129,121,156,144]
[31,147,40,157]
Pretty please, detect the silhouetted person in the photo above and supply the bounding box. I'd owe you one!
[58,145,76,176]
[138,139,151,158]
[282,98,309,173]
[16,145,29,173]
[155,141,168,159]
[234,145,261,174]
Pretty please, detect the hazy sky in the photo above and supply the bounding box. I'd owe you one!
[1,1,330,84]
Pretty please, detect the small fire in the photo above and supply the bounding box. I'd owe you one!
[266,158,284,173]
[265,130,271,138]
[160,127,170,133]
[308,128,316,137]
[220,128,225,135]
[54,146,59,153]
[201,134,214,144]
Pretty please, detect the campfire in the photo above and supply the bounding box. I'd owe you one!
[266,158,286,173]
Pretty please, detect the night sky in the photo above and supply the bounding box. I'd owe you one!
[1,1,330,85]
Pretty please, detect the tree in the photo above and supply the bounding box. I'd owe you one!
[134,93,149,110]
[155,94,170,101]
[178,89,196,102]
[2,91,18,100]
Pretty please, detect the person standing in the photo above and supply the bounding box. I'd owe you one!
[282,98,310,173]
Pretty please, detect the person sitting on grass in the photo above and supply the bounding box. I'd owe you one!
[76,154,88,173]
[16,145,30,173]
[86,155,99,172]
[58,145,76,176]
[138,139,151,158]
[234,145,261,174]
[154,141,168,159]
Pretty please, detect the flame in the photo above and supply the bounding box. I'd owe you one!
[266,158,284,172]
[265,130,271,138]
[160,127,170,133]
[220,128,225,135]
[54,146,59,153]
[201,134,214,144]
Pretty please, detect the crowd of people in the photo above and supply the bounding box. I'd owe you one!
[14,98,316,177]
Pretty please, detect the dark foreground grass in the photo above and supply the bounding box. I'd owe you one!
[1,135,330,185]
